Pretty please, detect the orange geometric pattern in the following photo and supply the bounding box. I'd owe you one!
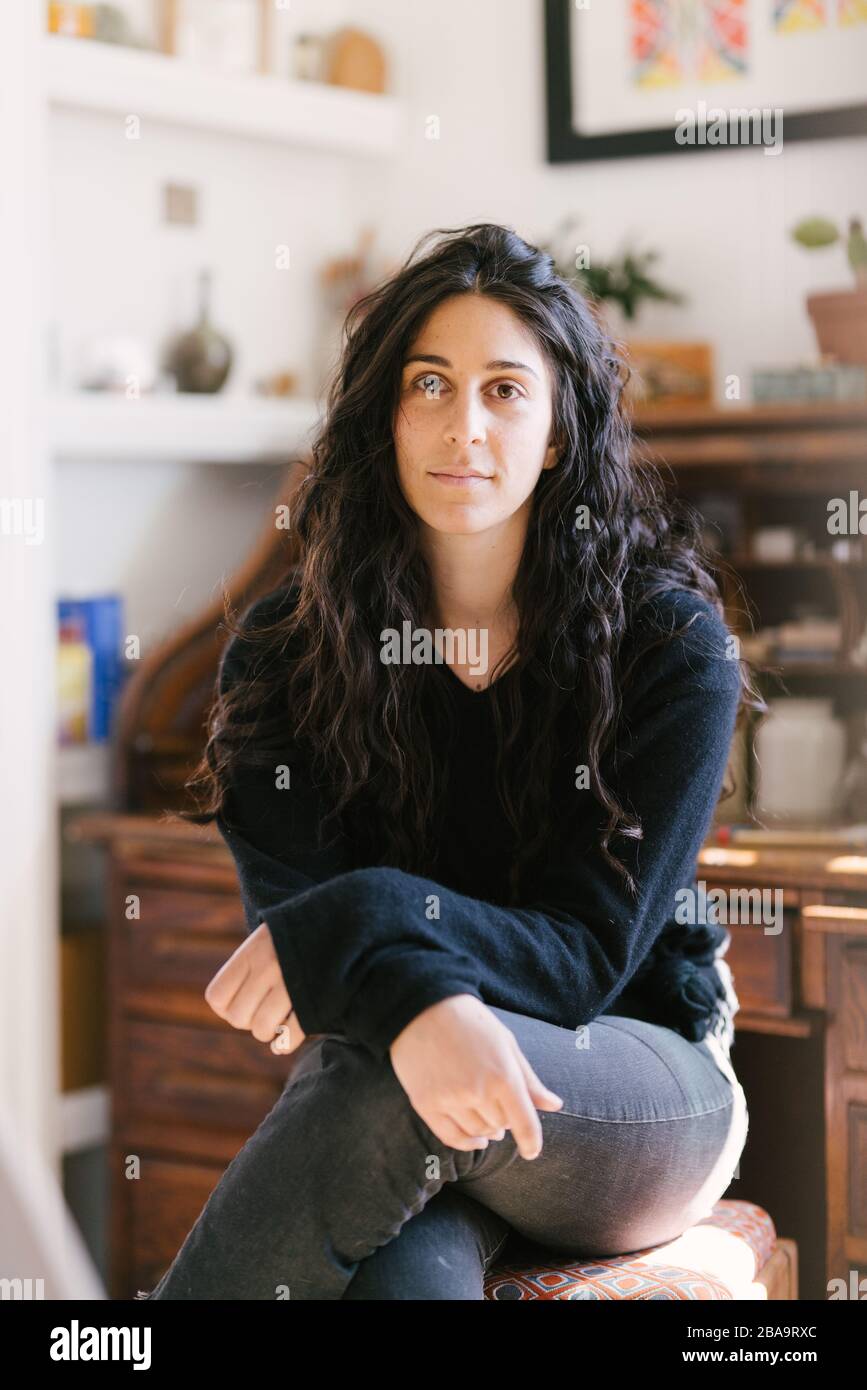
[483,1199,777,1300]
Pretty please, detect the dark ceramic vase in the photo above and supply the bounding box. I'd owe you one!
[166,269,233,393]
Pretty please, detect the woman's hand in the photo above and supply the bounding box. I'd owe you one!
[389,994,563,1160]
[204,922,307,1056]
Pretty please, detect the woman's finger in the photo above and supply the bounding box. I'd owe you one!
[203,947,251,1018]
[269,1010,306,1056]
[426,1111,491,1152]
[250,984,295,1044]
[205,925,285,1030]
[511,1045,564,1111]
[463,1104,507,1140]
[221,959,280,1031]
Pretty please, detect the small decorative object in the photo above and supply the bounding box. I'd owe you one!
[293,33,327,82]
[754,698,847,824]
[79,334,158,393]
[163,182,198,227]
[254,370,299,398]
[47,4,95,37]
[770,617,843,664]
[621,341,714,412]
[57,596,125,744]
[751,526,802,563]
[324,27,387,94]
[163,269,233,394]
[793,216,867,290]
[49,2,155,47]
[792,215,867,366]
[315,226,392,394]
[91,4,148,47]
[160,0,270,75]
[57,611,92,746]
[830,537,865,564]
[752,361,867,403]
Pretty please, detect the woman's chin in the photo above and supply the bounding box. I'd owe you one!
[422,506,498,535]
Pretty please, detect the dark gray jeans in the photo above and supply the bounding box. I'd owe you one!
[140,1009,748,1300]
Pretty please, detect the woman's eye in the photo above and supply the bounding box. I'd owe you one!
[416,373,444,397]
[411,376,521,401]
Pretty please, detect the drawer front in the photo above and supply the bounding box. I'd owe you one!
[120,1016,291,1135]
[117,885,247,994]
[119,1152,225,1298]
[726,910,796,1016]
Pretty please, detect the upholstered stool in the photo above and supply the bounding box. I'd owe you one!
[483,1199,797,1300]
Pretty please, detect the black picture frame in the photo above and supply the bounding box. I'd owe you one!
[544,0,867,164]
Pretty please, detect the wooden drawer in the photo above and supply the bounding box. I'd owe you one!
[726,908,798,1017]
[116,1149,225,1298]
[116,884,247,995]
[117,1016,290,1137]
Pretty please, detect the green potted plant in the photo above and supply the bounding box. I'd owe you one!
[538,216,714,410]
[539,215,685,324]
[792,215,867,366]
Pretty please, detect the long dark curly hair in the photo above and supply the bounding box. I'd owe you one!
[182,222,764,906]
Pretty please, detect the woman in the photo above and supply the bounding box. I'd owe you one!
[141,223,757,1301]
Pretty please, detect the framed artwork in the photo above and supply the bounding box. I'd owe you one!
[158,0,273,75]
[545,0,867,163]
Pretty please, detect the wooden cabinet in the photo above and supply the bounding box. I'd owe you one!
[85,821,302,1297]
[699,850,867,1297]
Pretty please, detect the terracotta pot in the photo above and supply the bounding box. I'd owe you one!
[805,288,867,366]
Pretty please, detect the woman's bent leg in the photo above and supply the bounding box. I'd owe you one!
[143,1009,747,1300]
[342,1184,511,1300]
[454,1009,749,1258]
[143,1033,514,1301]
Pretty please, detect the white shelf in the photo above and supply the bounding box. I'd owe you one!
[59,1084,110,1154]
[44,35,404,155]
[48,392,321,463]
[58,743,113,806]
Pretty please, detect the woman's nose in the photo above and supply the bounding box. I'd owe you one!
[444,392,486,447]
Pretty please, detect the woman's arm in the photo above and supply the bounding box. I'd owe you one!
[213,586,480,1048]
[216,588,741,1063]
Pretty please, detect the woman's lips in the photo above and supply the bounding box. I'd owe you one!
[429,472,493,488]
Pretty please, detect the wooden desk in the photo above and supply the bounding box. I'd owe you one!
[697,843,867,1298]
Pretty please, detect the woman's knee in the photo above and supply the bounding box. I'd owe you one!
[342,1186,510,1300]
[289,1036,460,1171]
[304,1035,527,1193]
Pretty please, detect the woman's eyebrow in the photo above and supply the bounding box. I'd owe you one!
[403,353,539,379]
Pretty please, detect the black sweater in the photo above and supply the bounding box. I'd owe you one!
[214,583,741,1064]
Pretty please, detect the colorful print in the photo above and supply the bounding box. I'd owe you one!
[631,1,748,88]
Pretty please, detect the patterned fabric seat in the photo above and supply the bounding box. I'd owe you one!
[483,1199,796,1300]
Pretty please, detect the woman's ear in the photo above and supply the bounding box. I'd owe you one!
[541,437,561,471]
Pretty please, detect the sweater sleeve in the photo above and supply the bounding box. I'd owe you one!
[216,589,742,1063]
[213,587,480,1044]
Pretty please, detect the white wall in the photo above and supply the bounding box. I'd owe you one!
[348,0,866,394]
[51,0,867,645]
[1,0,58,1172]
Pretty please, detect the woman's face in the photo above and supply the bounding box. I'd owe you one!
[393,293,559,536]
